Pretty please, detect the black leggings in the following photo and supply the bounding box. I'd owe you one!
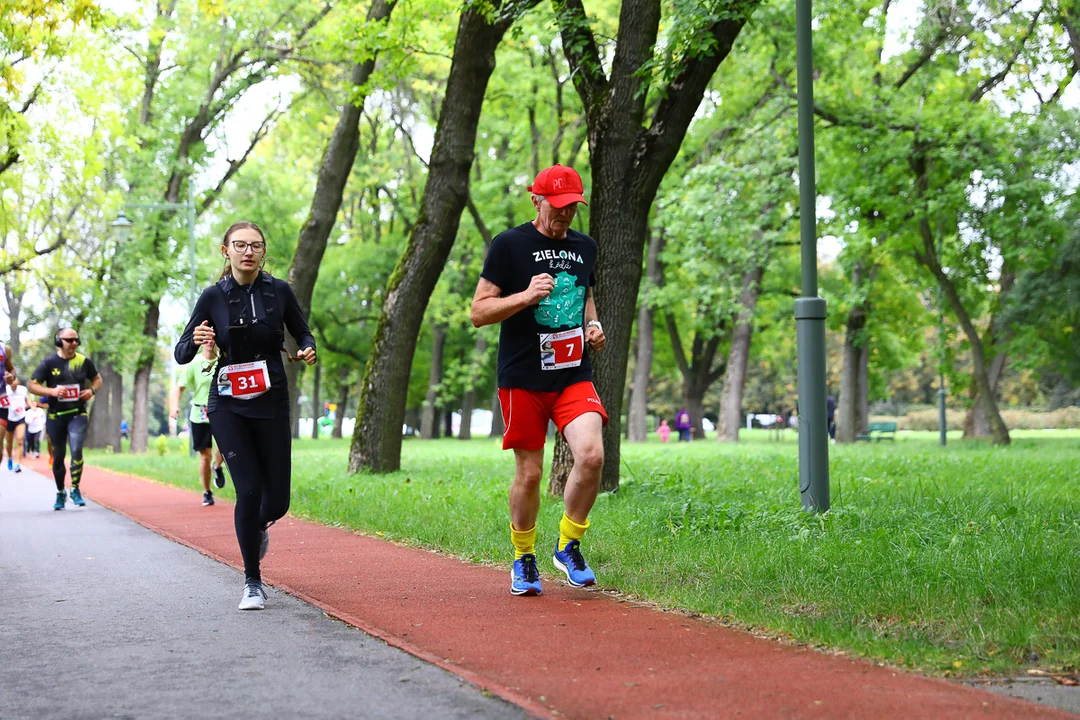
[210,410,291,582]
[46,413,88,492]
[25,430,41,455]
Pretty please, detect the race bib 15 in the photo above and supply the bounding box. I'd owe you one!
[57,384,80,402]
[217,361,271,400]
[540,327,584,371]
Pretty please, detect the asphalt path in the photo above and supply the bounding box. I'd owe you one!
[0,467,525,720]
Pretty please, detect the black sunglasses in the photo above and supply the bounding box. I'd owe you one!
[61,337,80,345]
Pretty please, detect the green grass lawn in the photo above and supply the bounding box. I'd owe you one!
[88,429,1080,677]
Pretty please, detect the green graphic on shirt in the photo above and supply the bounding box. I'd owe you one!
[534,272,585,328]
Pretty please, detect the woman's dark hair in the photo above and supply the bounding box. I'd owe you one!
[220,221,267,279]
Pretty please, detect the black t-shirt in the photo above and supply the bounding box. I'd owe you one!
[31,353,99,415]
[480,222,597,392]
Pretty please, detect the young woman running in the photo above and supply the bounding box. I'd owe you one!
[174,222,316,610]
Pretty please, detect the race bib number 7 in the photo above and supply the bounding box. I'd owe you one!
[217,361,271,400]
[57,385,80,402]
[540,327,584,371]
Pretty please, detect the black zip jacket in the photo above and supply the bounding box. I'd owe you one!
[174,272,315,419]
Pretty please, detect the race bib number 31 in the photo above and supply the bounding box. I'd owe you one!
[57,385,80,402]
[540,327,584,371]
[218,361,271,400]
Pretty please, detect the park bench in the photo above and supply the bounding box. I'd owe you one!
[856,421,897,442]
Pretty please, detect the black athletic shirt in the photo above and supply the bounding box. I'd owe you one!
[174,272,315,420]
[480,222,597,392]
[30,353,99,415]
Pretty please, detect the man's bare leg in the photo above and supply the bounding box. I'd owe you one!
[509,448,545,595]
[509,448,544,532]
[561,412,604,524]
[553,412,604,587]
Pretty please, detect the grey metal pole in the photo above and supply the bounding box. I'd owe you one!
[187,184,197,312]
[795,0,829,513]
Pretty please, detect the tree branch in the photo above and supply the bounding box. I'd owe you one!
[552,0,609,116]
[664,313,691,379]
[197,101,289,216]
[968,9,1040,103]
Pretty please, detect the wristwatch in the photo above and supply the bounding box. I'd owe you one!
[586,320,603,333]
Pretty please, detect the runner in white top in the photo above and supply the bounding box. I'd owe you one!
[25,403,46,458]
[4,378,30,472]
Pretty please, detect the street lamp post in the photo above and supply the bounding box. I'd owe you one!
[795,0,830,512]
[113,185,198,311]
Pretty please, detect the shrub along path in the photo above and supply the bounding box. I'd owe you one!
[46,456,1070,720]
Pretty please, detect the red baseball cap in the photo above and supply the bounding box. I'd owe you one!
[527,164,588,208]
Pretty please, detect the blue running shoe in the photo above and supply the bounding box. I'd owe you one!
[510,554,542,596]
[53,491,67,511]
[70,487,86,507]
[553,540,596,588]
[14,464,21,473]
[6,458,11,470]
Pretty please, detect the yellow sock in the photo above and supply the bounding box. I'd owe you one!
[558,513,589,552]
[510,523,536,560]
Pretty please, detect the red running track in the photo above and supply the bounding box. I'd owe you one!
[45,459,1071,719]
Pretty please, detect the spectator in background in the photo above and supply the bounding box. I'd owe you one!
[120,418,129,440]
[675,409,692,442]
[657,418,671,443]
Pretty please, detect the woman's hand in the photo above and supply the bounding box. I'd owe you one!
[193,321,216,346]
[298,347,317,366]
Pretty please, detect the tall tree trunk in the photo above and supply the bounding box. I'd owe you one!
[717,265,763,442]
[349,0,540,473]
[107,365,123,450]
[86,353,119,449]
[310,362,321,439]
[130,302,159,453]
[836,260,873,443]
[552,0,756,491]
[333,366,349,439]
[420,325,446,440]
[967,351,1007,438]
[627,232,664,442]
[443,406,453,439]
[489,385,504,438]
[963,270,1015,438]
[460,389,474,439]
[857,342,870,435]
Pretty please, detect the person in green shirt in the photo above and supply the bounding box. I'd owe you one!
[171,342,226,506]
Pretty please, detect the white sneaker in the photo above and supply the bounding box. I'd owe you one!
[238,579,267,611]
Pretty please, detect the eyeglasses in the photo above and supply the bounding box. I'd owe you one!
[61,337,80,345]
[230,241,266,252]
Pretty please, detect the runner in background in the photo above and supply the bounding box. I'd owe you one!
[24,400,45,458]
[0,340,18,461]
[171,341,227,506]
[28,328,102,510]
[3,377,29,472]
